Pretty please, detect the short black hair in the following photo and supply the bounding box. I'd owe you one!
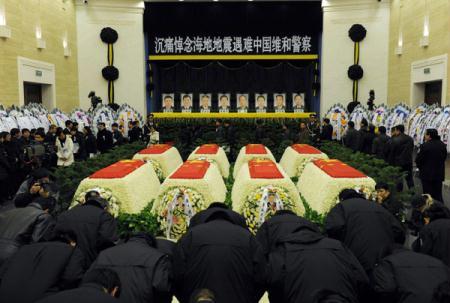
[164,95,173,100]
[10,128,20,136]
[132,121,138,126]
[375,182,390,191]
[348,121,355,128]
[323,118,330,124]
[112,123,118,128]
[379,126,387,134]
[53,230,78,244]
[219,95,228,101]
[35,130,45,138]
[426,128,439,140]
[182,95,191,100]
[360,118,368,128]
[56,129,65,137]
[98,122,106,127]
[83,268,121,295]
[394,125,405,133]
[339,189,363,202]
[208,202,228,209]
[276,94,284,99]
[22,128,30,134]
[65,120,73,127]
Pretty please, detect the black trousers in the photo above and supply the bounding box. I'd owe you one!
[422,179,444,202]
[397,164,414,192]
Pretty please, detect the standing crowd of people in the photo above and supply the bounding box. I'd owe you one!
[0,117,159,205]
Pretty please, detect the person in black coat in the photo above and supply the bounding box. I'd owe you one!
[343,121,360,152]
[255,209,318,257]
[88,232,171,303]
[390,125,415,190]
[413,202,450,266]
[0,133,11,204]
[267,218,369,303]
[0,231,86,303]
[361,124,376,154]
[35,268,121,303]
[372,126,390,159]
[320,118,333,141]
[83,126,97,157]
[70,128,87,161]
[111,123,124,147]
[373,246,450,303]
[54,195,118,266]
[416,128,447,202]
[96,123,113,154]
[0,197,55,267]
[324,190,405,275]
[375,182,403,222]
[173,208,267,303]
[189,202,247,230]
[128,121,142,143]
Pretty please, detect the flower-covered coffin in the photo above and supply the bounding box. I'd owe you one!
[232,159,303,233]
[73,160,160,214]
[152,160,227,239]
[298,159,376,214]
[187,144,230,178]
[279,144,329,178]
[133,144,183,179]
[233,144,276,178]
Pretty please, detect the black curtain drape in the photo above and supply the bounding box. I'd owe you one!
[152,61,315,112]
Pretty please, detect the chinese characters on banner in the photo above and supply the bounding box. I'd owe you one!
[153,36,313,55]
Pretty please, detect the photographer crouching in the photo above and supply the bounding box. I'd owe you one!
[13,168,58,208]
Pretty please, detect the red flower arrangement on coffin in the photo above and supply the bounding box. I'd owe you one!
[313,159,367,179]
[90,160,145,179]
[291,144,322,155]
[245,144,267,154]
[170,160,211,179]
[195,144,220,155]
[248,159,284,179]
[138,144,172,155]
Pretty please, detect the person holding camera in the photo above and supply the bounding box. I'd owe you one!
[56,129,74,167]
[14,175,58,208]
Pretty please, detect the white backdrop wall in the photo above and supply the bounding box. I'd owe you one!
[75,0,146,115]
[321,0,390,115]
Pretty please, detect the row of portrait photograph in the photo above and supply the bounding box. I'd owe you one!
[161,93,306,113]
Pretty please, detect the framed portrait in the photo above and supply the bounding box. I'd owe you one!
[218,93,231,113]
[162,94,175,113]
[199,93,212,113]
[255,94,268,113]
[180,93,193,113]
[273,93,286,113]
[237,93,249,113]
[292,93,305,113]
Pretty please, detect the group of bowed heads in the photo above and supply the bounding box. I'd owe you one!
[0,185,450,303]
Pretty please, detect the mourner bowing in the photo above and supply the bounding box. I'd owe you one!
[267,215,369,303]
[173,207,267,303]
[35,268,121,303]
[325,189,405,275]
[373,245,450,303]
[88,232,172,303]
[54,193,118,266]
